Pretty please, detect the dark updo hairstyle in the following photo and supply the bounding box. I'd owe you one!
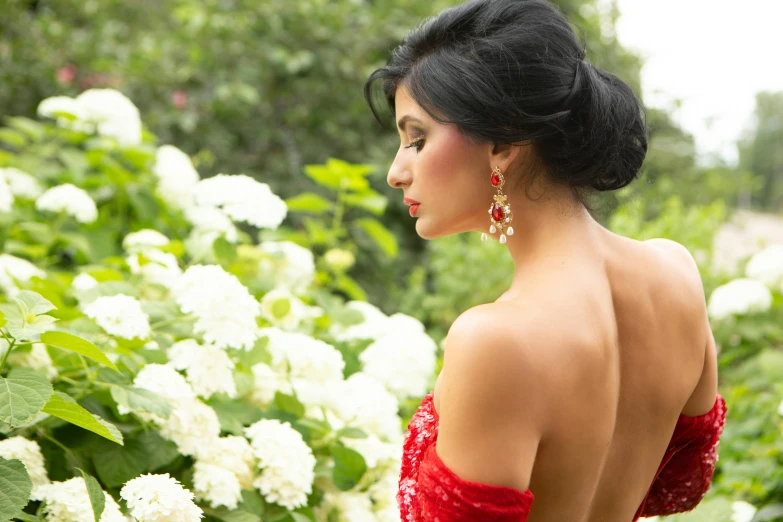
[364,0,648,208]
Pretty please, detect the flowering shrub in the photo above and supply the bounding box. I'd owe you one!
[0,89,437,522]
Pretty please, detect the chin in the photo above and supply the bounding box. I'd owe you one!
[415,219,462,240]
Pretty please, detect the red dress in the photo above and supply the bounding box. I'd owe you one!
[397,392,727,522]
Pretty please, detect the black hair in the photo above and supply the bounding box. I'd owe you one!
[364,0,648,209]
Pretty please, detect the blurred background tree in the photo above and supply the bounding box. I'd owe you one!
[0,0,757,339]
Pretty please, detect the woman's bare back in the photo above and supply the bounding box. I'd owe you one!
[433,232,717,522]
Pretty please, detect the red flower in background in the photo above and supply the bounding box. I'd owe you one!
[56,64,77,85]
[172,90,187,110]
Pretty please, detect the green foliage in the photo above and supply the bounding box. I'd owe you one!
[0,456,32,521]
[739,91,783,211]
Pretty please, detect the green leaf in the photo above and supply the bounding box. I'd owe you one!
[284,193,334,214]
[213,236,238,267]
[78,468,105,522]
[335,426,368,439]
[207,396,264,435]
[0,310,6,328]
[0,456,32,521]
[290,514,311,522]
[239,489,265,516]
[274,391,305,419]
[42,392,124,445]
[110,385,172,419]
[334,274,367,302]
[0,128,27,148]
[7,314,58,341]
[204,506,262,522]
[6,116,46,141]
[356,218,398,258]
[753,504,783,522]
[330,444,367,491]
[0,368,53,427]
[13,291,57,316]
[41,331,119,372]
[342,192,387,215]
[92,431,179,488]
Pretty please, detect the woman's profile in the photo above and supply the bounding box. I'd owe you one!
[364,0,727,520]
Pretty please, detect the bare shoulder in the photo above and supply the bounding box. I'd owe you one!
[643,238,707,305]
[441,303,590,428]
[434,304,556,490]
[643,238,717,413]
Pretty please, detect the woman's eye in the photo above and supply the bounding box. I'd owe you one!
[404,139,425,153]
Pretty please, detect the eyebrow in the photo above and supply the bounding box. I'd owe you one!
[397,115,423,132]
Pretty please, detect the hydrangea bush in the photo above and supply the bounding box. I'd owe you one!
[0,90,437,522]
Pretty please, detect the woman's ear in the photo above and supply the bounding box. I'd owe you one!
[489,141,525,172]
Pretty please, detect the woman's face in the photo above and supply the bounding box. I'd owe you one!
[387,84,497,239]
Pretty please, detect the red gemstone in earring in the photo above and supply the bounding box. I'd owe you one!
[491,202,505,222]
[490,171,501,186]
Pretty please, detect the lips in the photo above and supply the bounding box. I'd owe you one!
[409,203,420,217]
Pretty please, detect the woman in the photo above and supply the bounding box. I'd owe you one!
[364,0,727,521]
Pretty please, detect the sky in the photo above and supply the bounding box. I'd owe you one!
[598,0,783,166]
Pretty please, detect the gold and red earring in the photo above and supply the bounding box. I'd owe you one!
[480,166,514,244]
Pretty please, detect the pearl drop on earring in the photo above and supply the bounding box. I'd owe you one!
[480,232,488,242]
[489,225,497,233]
[499,234,507,244]
[507,226,514,236]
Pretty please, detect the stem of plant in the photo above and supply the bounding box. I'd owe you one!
[0,334,16,374]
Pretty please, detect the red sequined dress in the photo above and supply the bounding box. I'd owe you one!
[397,391,727,522]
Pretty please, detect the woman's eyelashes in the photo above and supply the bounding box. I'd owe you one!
[404,138,425,153]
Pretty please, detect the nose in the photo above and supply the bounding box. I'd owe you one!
[387,148,412,189]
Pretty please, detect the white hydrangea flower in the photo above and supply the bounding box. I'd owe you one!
[244,419,316,510]
[192,174,287,229]
[37,95,87,123]
[130,363,195,403]
[126,249,182,288]
[74,89,142,146]
[375,505,403,522]
[184,205,238,242]
[0,253,46,296]
[368,467,401,511]
[329,301,390,342]
[120,473,203,522]
[707,278,773,320]
[0,167,42,199]
[745,244,783,288]
[251,328,345,409]
[193,462,242,510]
[72,272,98,291]
[197,436,256,490]
[7,342,58,381]
[0,170,13,213]
[83,294,150,340]
[36,183,98,223]
[318,491,376,522]
[159,398,221,458]
[0,436,50,500]
[152,145,200,210]
[168,339,236,399]
[249,361,292,406]
[258,241,316,294]
[259,287,319,331]
[123,229,170,251]
[42,477,126,522]
[328,372,403,443]
[731,501,757,522]
[172,265,259,350]
[342,432,401,469]
[359,330,437,400]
